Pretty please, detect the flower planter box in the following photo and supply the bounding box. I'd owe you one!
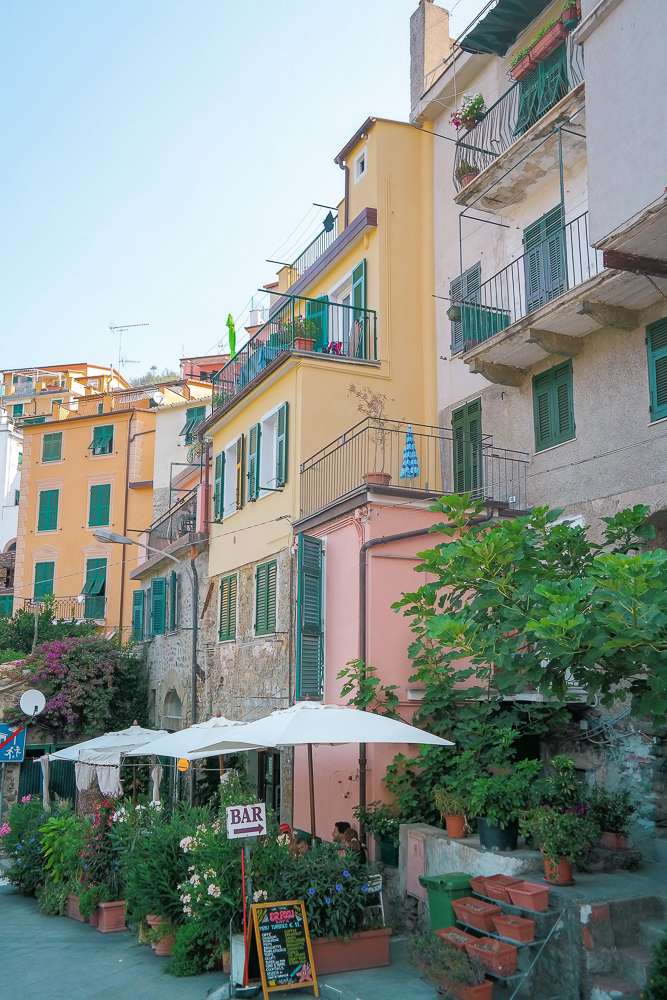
[96,900,127,934]
[511,50,539,82]
[529,21,568,65]
[451,897,501,933]
[466,937,518,976]
[435,926,478,953]
[508,882,549,912]
[309,927,391,975]
[66,893,87,922]
[484,874,523,904]
[469,876,487,897]
[363,472,392,486]
[441,976,494,1000]
[89,908,99,928]
[600,831,628,851]
[492,913,535,944]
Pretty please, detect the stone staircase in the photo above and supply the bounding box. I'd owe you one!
[590,904,666,1000]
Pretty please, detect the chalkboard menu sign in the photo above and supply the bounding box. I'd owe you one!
[249,899,319,999]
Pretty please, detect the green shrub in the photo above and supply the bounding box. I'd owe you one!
[164,923,219,977]
[36,879,69,916]
[3,798,49,895]
[644,931,667,1000]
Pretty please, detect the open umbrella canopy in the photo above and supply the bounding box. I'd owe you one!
[125,715,263,761]
[189,702,454,755]
[49,724,168,766]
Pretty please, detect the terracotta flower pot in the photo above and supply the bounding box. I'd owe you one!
[309,927,391,975]
[155,933,176,957]
[66,893,87,922]
[440,975,494,1000]
[363,472,392,486]
[435,926,477,953]
[600,831,628,850]
[451,897,501,933]
[508,882,549,911]
[492,913,535,944]
[459,172,478,188]
[561,5,579,28]
[544,856,574,885]
[293,336,316,351]
[445,814,467,839]
[483,874,522,904]
[469,875,487,897]
[465,937,518,976]
[89,908,99,928]
[146,914,162,949]
[96,900,127,934]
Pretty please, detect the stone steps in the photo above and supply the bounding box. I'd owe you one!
[591,975,641,1000]
[617,946,652,987]
[638,918,667,947]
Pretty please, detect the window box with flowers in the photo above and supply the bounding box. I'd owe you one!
[510,16,569,81]
[450,93,486,132]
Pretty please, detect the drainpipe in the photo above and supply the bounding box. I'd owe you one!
[190,545,199,801]
[118,410,135,638]
[339,162,350,229]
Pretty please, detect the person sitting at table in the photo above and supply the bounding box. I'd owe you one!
[337,826,367,864]
[332,821,351,843]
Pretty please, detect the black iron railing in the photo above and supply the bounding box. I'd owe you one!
[453,33,584,192]
[148,490,198,551]
[290,215,338,281]
[212,293,377,409]
[457,213,602,349]
[299,418,529,518]
[21,596,107,620]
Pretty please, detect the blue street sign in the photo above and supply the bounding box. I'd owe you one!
[0,723,26,763]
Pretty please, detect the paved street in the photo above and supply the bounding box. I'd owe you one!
[0,883,438,1000]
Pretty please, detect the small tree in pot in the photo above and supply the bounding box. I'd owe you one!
[348,383,394,485]
[589,788,635,850]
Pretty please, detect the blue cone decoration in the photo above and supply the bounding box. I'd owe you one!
[400,426,420,480]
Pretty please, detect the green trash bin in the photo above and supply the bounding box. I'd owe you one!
[418,872,472,932]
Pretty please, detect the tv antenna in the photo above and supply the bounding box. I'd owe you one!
[109,322,149,368]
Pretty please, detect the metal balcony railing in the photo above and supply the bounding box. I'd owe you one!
[290,215,338,281]
[299,418,529,518]
[212,293,377,409]
[453,33,584,192]
[21,596,107,620]
[148,490,198,551]
[457,213,602,349]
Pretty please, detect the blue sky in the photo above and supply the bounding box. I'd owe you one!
[0,1,488,375]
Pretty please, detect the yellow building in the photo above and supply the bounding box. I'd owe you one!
[13,378,211,634]
[1,363,131,425]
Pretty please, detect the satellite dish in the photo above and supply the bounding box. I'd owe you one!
[20,690,46,717]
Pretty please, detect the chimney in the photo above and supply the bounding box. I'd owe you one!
[410,2,451,114]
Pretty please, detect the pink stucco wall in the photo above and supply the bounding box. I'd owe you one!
[293,502,456,853]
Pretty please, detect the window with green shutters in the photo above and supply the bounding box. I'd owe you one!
[42,432,62,463]
[276,403,288,487]
[235,436,244,510]
[296,536,324,701]
[452,398,483,494]
[82,558,106,618]
[37,489,59,531]
[219,574,237,641]
[169,571,178,632]
[24,416,45,425]
[0,594,13,618]
[255,561,277,635]
[180,406,207,444]
[352,259,367,357]
[450,262,481,354]
[524,206,566,314]
[532,360,575,451]
[213,452,224,520]
[248,424,261,501]
[305,296,328,350]
[647,318,667,422]
[14,490,19,505]
[34,561,55,600]
[13,404,23,417]
[515,43,568,136]
[89,424,114,455]
[151,578,167,636]
[88,484,111,526]
[132,590,145,639]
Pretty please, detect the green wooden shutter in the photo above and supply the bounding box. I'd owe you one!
[255,560,277,635]
[515,44,567,136]
[213,452,224,520]
[532,360,574,451]
[235,435,245,509]
[83,558,107,618]
[13,403,23,417]
[451,399,483,494]
[169,570,178,631]
[647,319,667,422]
[38,489,59,531]
[451,262,482,351]
[34,561,55,599]
[276,402,288,487]
[42,432,62,462]
[352,259,367,357]
[0,595,13,618]
[248,423,261,501]
[88,483,111,526]
[524,206,565,313]
[132,590,144,639]
[452,406,467,493]
[219,573,237,641]
[305,296,328,350]
[296,535,324,700]
[467,397,482,494]
[515,64,541,135]
[151,578,166,635]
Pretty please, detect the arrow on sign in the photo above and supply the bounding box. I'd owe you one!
[232,824,265,836]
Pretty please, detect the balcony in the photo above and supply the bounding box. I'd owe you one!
[20,596,107,621]
[298,418,528,521]
[212,293,377,410]
[453,33,585,211]
[289,213,339,283]
[148,490,198,552]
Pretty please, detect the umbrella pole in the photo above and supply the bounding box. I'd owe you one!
[307,744,316,841]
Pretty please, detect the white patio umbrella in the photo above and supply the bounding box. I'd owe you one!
[125,715,263,762]
[190,702,454,838]
[49,723,168,766]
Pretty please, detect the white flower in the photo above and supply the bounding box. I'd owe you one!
[183,905,192,916]
[190,874,200,886]
[134,804,145,812]
[277,834,291,846]
[253,889,268,902]
[208,884,221,898]
[188,866,195,872]
[180,892,191,903]
[205,868,216,879]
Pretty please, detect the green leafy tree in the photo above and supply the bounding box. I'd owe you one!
[0,597,97,657]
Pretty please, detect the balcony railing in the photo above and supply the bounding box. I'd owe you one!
[299,418,529,518]
[456,213,602,349]
[453,33,584,192]
[212,293,377,409]
[20,596,107,620]
[148,490,198,551]
[290,215,338,281]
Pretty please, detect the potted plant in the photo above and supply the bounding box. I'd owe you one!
[455,160,479,188]
[434,788,468,840]
[447,303,462,322]
[450,93,486,132]
[38,808,89,920]
[520,805,600,884]
[465,936,518,977]
[291,316,318,352]
[78,799,127,932]
[468,733,541,851]
[408,932,492,1000]
[589,788,635,850]
[510,17,568,81]
[348,383,393,486]
[353,801,400,865]
[561,1,580,30]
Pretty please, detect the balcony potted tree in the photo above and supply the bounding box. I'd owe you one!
[589,788,635,851]
[456,160,479,189]
[349,383,392,486]
[520,804,599,885]
[408,932,492,1000]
